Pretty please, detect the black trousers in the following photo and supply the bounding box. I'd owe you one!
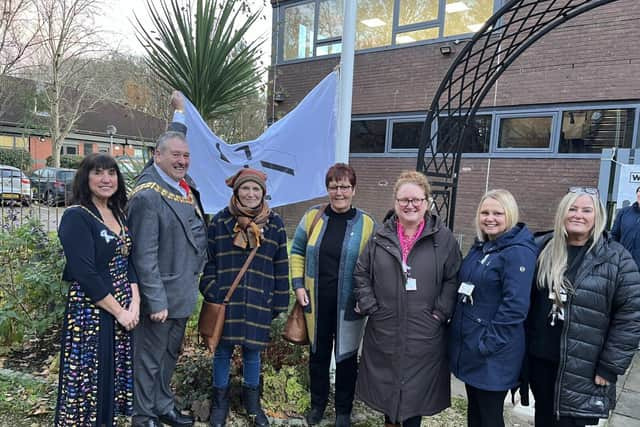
[529,355,599,427]
[309,291,358,415]
[465,384,507,427]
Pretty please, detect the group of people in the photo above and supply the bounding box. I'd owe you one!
[53,95,640,427]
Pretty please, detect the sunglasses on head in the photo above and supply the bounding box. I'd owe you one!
[568,186,599,196]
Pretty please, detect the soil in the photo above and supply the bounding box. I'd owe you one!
[3,327,60,375]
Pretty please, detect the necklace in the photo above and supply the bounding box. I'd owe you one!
[73,205,130,257]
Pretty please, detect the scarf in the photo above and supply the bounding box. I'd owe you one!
[228,195,271,249]
[397,219,425,264]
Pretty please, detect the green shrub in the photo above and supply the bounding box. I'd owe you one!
[0,148,32,171]
[262,363,310,417]
[0,220,67,350]
[46,155,82,169]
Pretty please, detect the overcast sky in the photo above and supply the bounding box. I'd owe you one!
[100,0,272,61]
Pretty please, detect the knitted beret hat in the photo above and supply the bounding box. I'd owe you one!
[225,168,267,193]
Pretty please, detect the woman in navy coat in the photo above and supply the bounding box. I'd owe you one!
[449,189,537,427]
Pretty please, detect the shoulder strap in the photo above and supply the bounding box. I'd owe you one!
[308,204,328,238]
[222,246,259,303]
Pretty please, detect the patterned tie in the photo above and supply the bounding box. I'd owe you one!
[178,178,190,196]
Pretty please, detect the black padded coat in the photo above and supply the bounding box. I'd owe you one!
[527,232,640,418]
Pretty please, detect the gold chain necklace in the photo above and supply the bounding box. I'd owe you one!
[70,205,130,257]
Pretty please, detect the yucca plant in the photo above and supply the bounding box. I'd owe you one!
[135,0,264,121]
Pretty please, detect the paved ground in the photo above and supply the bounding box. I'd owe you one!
[0,203,63,232]
[501,352,640,427]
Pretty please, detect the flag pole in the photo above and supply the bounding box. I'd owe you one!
[335,0,356,164]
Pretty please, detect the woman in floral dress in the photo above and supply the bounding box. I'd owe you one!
[55,153,139,426]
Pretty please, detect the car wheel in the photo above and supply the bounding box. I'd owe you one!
[45,191,57,207]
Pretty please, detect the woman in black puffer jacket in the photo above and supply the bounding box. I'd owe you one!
[525,188,640,426]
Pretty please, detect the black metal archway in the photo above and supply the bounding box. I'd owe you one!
[417,0,620,229]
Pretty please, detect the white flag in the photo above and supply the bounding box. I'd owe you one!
[182,72,337,214]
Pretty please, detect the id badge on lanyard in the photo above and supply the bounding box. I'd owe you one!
[403,260,417,291]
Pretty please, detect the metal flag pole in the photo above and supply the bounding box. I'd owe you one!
[334,0,356,164]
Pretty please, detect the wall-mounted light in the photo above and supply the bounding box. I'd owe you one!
[440,46,453,55]
[274,91,286,104]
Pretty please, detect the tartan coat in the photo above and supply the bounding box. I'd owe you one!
[199,207,289,349]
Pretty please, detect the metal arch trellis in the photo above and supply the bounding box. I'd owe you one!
[416,0,620,230]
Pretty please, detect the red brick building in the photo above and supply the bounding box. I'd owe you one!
[269,0,640,246]
[0,78,165,169]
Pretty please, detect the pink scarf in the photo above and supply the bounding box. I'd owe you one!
[397,219,425,264]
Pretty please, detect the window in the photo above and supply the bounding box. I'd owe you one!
[559,109,635,154]
[356,0,393,50]
[444,0,494,37]
[83,143,94,155]
[498,116,553,150]
[350,119,386,153]
[62,145,78,155]
[399,0,439,26]
[391,121,424,149]
[278,0,495,61]
[283,2,315,61]
[317,0,343,56]
[0,135,27,149]
[438,115,491,153]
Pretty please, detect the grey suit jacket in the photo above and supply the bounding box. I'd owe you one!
[127,166,208,318]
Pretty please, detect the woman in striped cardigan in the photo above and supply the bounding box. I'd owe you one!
[290,163,376,427]
[199,168,289,427]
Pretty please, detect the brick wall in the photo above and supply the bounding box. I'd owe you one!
[270,0,630,249]
[270,0,640,117]
[276,157,600,252]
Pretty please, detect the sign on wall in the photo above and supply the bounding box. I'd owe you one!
[616,164,640,208]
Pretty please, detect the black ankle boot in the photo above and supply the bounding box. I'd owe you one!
[241,385,269,427]
[305,405,325,425]
[209,386,230,427]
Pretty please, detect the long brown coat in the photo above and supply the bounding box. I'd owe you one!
[353,214,461,422]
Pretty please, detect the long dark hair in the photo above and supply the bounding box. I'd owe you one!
[72,153,127,217]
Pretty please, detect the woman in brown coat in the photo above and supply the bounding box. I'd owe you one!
[354,171,462,427]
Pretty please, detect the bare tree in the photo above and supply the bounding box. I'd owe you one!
[32,0,112,167]
[0,0,41,119]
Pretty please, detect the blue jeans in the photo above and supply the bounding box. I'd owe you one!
[213,342,261,388]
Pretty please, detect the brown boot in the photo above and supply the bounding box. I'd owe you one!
[384,423,400,427]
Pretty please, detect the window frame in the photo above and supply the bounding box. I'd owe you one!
[276,0,501,64]
[388,117,428,152]
[493,111,557,154]
[350,116,390,154]
[349,101,640,159]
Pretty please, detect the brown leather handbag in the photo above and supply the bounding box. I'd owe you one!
[282,204,327,345]
[198,246,258,352]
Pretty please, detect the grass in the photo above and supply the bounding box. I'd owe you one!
[0,368,55,426]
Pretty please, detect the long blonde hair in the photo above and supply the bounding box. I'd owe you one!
[537,191,606,304]
[475,189,519,241]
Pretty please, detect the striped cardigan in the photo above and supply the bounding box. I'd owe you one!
[290,205,376,361]
[199,208,289,349]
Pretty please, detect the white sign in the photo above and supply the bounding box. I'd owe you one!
[181,72,338,214]
[616,164,640,208]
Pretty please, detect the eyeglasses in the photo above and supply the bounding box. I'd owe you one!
[396,198,426,207]
[568,186,599,196]
[327,185,352,193]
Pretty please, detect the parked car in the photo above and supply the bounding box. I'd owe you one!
[0,165,32,206]
[30,167,76,206]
